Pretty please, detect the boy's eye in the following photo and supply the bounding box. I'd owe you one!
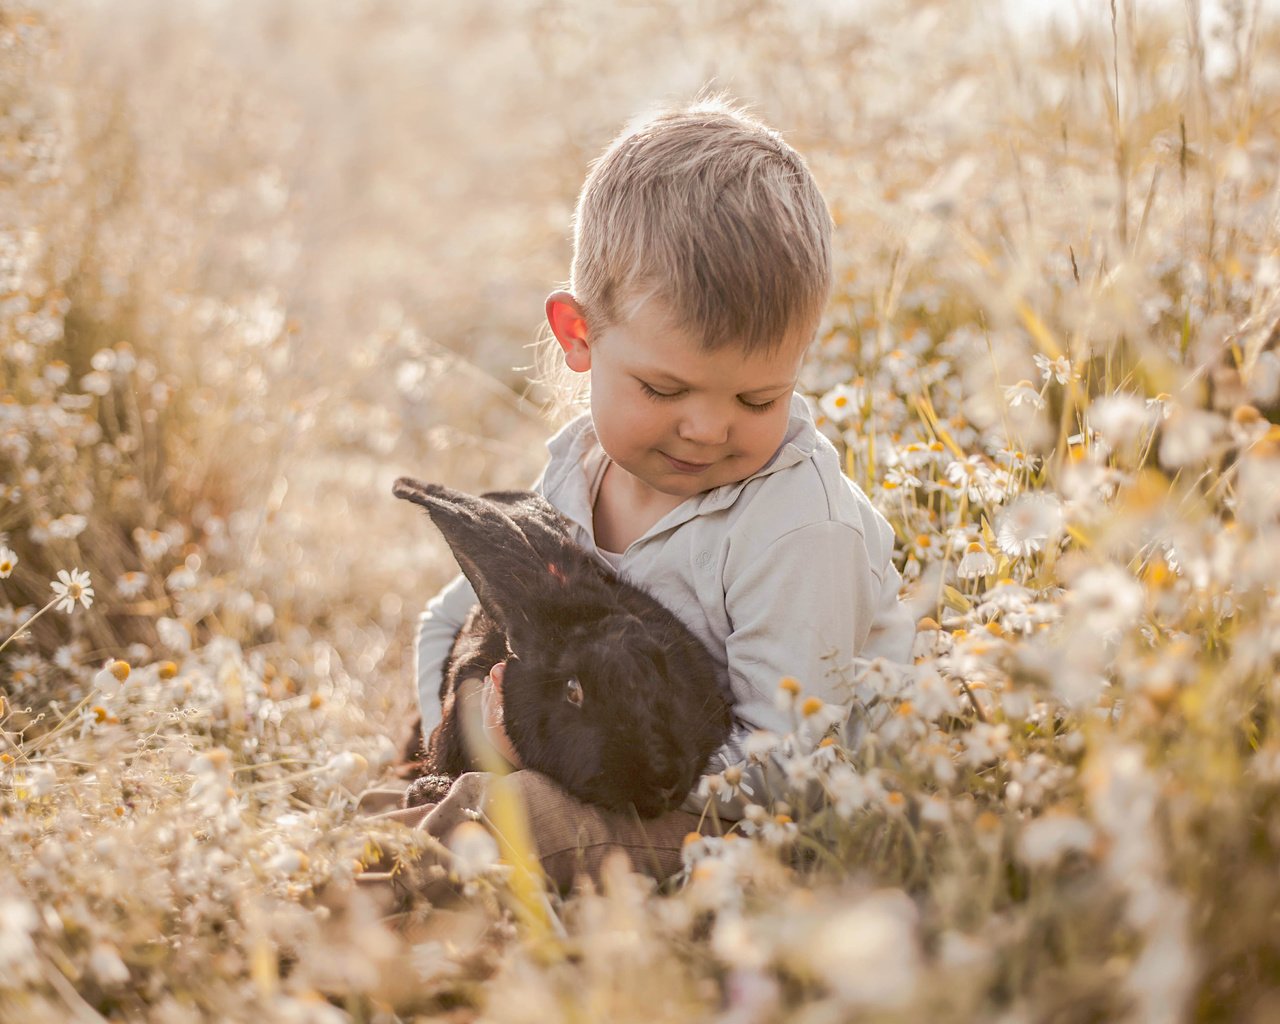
[641,380,780,412]
[640,381,683,401]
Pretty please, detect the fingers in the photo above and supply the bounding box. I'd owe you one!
[480,678,503,730]
[481,662,507,727]
[478,665,522,769]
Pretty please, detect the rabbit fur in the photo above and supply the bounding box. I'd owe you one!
[393,478,734,818]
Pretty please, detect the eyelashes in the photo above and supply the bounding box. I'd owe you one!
[638,382,682,402]
[638,381,778,414]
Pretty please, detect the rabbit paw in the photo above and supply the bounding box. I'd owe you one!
[403,774,454,809]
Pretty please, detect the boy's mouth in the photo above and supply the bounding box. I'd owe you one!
[662,452,714,474]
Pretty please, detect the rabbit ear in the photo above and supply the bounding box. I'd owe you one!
[479,490,578,562]
[393,478,570,637]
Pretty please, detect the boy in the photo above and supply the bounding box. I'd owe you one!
[411,97,914,890]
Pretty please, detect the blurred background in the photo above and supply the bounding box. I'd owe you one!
[5,0,1277,725]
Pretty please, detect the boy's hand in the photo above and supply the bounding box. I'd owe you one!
[479,661,523,769]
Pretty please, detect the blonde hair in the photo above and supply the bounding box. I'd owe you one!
[536,95,833,419]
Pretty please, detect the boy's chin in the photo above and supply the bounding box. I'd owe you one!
[643,461,744,498]
[623,463,715,499]
[612,451,758,499]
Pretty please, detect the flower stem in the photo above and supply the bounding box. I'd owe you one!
[0,597,59,657]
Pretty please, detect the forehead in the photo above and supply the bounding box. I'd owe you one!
[604,296,810,386]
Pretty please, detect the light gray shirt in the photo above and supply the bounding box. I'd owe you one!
[414,394,916,815]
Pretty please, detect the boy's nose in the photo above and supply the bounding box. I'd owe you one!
[676,411,729,447]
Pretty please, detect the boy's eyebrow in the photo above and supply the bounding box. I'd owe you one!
[638,369,795,394]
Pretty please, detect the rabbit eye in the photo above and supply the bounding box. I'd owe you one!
[564,677,584,708]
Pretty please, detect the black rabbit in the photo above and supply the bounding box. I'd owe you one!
[393,478,734,818]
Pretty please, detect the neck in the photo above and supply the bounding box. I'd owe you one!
[607,460,685,515]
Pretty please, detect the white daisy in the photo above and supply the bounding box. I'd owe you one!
[1089,393,1153,448]
[48,514,88,540]
[995,493,1064,558]
[50,568,94,614]
[0,546,16,578]
[115,571,149,598]
[946,455,999,503]
[447,821,501,882]
[957,542,997,580]
[1003,379,1045,410]
[885,464,923,489]
[819,382,863,425]
[1033,353,1074,384]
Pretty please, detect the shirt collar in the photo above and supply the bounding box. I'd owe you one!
[542,392,822,540]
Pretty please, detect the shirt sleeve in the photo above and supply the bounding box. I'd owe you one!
[725,519,880,725]
[686,520,894,820]
[415,571,478,734]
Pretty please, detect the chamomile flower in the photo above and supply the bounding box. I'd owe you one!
[995,493,1064,558]
[43,360,70,387]
[53,641,84,670]
[743,730,781,765]
[322,751,369,786]
[906,532,938,565]
[115,571,149,598]
[0,546,16,578]
[893,441,935,471]
[1090,393,1153,449]
[47,514,87,540]
[7,653,43,694]
[92,659,131,697]
[1018,813,1096,867]
[80,370,111,396]
[819,382,862,425]
[946,455,998,503]
[1066,564,1145,639]
[957,542,997,580]
[1003,379,1045,410]
[51,568,94,613]
[133,527,174,562]
[266,846,310,876]
[19,763,57,799]
[447,820,501,882]
[885,464,923,489]
[699,763,757,802]
[993,445,1039,471]
[1033,353,1074,384]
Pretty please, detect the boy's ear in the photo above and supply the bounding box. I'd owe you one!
[546,291,591,373]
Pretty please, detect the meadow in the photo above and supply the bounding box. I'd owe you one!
[2,0,1279,1020]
